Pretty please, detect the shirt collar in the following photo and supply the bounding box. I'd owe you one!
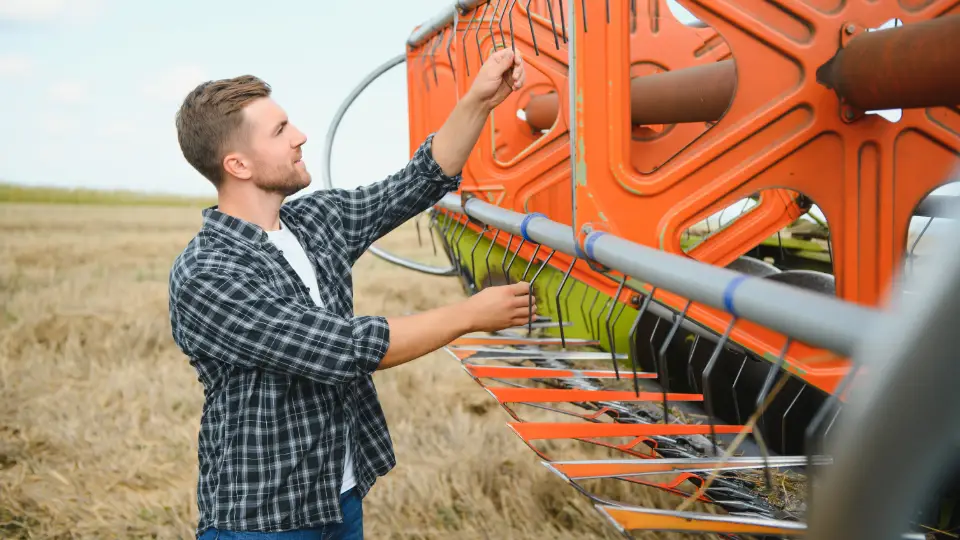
[200,204,306,249]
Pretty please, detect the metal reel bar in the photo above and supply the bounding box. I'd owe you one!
[321,52,461,277]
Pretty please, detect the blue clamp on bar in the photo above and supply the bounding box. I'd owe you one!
[722,274,749,318]
[520,212,546,243]
[584,231,606,260]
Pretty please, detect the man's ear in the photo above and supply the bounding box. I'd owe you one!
[223,151,253,180]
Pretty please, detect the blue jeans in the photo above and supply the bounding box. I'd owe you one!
[198,488,363,540]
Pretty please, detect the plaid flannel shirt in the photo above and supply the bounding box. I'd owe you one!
[168,133,461,536]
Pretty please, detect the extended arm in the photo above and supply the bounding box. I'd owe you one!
[171,268,537,382]
[378,281,537,370]
[319,48,526,264]
[173,269,392,385]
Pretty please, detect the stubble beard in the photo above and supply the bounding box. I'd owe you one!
[255,162,311,197]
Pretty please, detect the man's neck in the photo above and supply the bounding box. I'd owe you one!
[216,188,286,232]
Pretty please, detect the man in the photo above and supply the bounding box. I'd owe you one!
[168,48,531,539]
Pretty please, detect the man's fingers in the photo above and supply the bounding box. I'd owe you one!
[489,48,516,74]
[510,281,531,294]
[512,296,536,308]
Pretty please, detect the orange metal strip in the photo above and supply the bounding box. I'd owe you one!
[597,506,804,536]
[487,387,703,403]
[464,365,658,379]
[449,349,478,361]
[450,336,599,346]
[549,458,797,479]
[509,422,749,441]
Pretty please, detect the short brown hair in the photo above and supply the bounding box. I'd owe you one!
[175,75,272,187]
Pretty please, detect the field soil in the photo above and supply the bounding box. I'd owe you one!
[0,202,708,539]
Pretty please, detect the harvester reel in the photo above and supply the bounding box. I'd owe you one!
[331,1,960,538]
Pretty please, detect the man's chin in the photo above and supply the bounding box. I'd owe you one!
[257,175,311,197]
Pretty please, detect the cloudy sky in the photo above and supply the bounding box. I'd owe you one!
[0,0,462,197]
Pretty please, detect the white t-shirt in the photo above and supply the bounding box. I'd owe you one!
[266,220,356,494]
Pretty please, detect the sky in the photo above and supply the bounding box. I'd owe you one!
[0,0,459,197]
[0,0,955,228]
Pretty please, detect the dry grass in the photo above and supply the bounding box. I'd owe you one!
[0,200,710,539]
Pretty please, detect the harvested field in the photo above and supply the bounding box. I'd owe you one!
[0,198,711,539]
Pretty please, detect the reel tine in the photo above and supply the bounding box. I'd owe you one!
[782,385,805,457]
[731,355,747,426]
[557,0,567,42]
[427,210,440,255]
[754,337,793,494]
[804,363,859,516]
[554,258,577,349]
[605,0,610,23]
[527,248,556,333]
[450,214,470,275]
[520,244,542,281]
[489,0,502,50]
[687,334,700,392]
[414,213,423,247]
[483,229,502,288]
[657,300,692,423]
[702,317,738,455]
[545,0,560,49]
[500,234,515,285]
[505,237,526,278]
[420,38,432,92]
[462,6,480,76]
[469,224,490,292]
[594,297,611,342]
[647,316,661,395]
[447,9,458,80]
[497,0,509,49]
[581,0,587,32]
[474,1,490,65]
[583,287,600,340]
[430,30,443,86]
[628,288,656,396]
[604,274,628,379]
[508,0,518,51]
[564,278,578,329]
[526,0,540,55]
[437,212,455,258]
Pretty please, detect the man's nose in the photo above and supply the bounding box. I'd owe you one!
[291,125,307,147]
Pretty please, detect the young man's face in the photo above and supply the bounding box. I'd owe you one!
[234,97,311,196]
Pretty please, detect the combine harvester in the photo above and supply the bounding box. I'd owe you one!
[324,1,960,538]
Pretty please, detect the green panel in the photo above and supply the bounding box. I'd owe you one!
[438,214,639,363]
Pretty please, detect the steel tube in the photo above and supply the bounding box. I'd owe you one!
[807,183,960,540]
[587,232,875,357]
[524,60,736,130]
[436,193,878,356]
[437,194,580,257]
[407,1,486,48]
[816,14,960,111]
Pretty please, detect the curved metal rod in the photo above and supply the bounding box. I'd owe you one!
[321,52,459,277]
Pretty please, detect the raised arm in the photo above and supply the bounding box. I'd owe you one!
[171,267,537,384]
[316,48,527,264]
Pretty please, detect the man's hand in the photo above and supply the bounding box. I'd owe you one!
[430,48,526,176]
[377,282,538,371]
[462,281,537,332]
[465,48,526,111]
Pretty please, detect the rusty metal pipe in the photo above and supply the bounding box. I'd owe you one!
[816,15,960,111]
[524,59,737,130]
